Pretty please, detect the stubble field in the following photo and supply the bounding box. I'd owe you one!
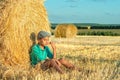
[0,36,120,80]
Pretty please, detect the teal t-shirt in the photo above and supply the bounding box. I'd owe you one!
[30,44,53,65]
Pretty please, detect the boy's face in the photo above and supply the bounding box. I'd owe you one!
[38,37,50,46]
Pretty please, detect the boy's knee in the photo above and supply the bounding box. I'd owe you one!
[49,59,56,65]
[50,59,61,67]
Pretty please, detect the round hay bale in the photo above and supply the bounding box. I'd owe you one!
[54,24,77,38]
[3,69,15,80]
[0,0,50,67]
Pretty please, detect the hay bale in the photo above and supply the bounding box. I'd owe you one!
[0,0,50,67]
[54,24,77,38]
[3,69,15,80]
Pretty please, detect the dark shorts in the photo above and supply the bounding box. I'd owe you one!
[40,59,52,71]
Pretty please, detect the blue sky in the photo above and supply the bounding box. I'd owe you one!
[45,0,120,24]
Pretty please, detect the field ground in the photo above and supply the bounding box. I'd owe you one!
[0,36,120,80]
[50,36,120,80]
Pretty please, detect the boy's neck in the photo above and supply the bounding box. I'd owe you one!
[38,43,45,50]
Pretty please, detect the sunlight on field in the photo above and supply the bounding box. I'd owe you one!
[0,36,120,80]
[51,36,120,80]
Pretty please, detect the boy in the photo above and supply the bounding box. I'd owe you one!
[30,31,76,74]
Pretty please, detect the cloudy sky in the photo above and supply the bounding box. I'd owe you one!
[45,0,120,24]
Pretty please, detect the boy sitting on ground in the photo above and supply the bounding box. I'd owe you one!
[30,31,79,74]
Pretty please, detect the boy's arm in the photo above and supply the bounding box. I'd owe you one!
[50,42,56,59]
[32,46,43,61]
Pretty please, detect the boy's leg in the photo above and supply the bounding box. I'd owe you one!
[58,58,75,70]
[41,59,51,71]
[58,58,81,71]
[41,59,64,74]
[49,59,64,74]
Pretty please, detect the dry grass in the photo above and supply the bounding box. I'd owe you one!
[0,36,120,80]
[0,0,50,67]
[54,24,77,38]
[0,1,119,80]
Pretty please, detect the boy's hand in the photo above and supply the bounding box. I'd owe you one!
[52,59,61,67]
[50,42,57,59]
[50,42,56,50]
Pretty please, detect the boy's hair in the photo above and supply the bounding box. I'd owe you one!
[37,31,51,40]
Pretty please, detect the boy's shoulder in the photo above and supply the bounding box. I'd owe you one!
[32,44,39,50]
[32,44,50,50]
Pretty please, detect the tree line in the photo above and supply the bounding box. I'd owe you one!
[77,26,120,29]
